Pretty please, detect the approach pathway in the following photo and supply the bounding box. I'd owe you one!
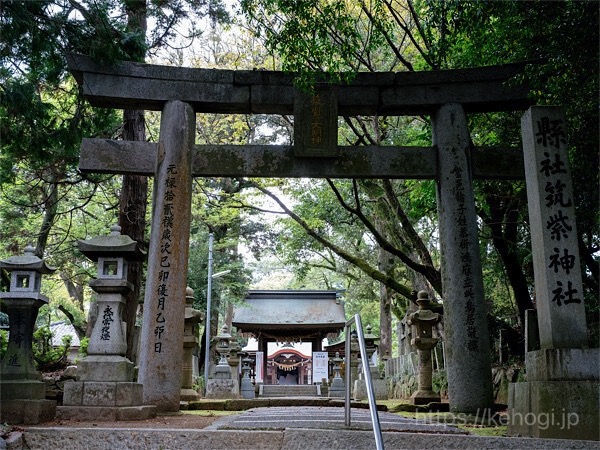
[207,406,464,434]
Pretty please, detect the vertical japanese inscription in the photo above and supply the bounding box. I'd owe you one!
[100,305,114,340]
[522,106,587,349]
[154,163,178,353]
[11,310,25,348]
[535,120,581,307]
[293,84,338,157]
[450,162,478,352]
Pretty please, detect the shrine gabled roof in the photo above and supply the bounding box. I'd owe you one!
[232,290,346,334]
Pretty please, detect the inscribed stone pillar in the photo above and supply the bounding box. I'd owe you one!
[138,100,195,411]
[521,106,587,349]
[433,103,494,413]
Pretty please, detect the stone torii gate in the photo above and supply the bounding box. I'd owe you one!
[67,54,540,414]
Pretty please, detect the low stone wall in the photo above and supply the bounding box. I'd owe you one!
[385,356,523,404]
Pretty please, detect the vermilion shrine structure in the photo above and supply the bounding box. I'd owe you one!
[66,54,598,439]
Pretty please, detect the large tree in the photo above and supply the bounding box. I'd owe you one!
[0,0,230,352]
[239,0,599,347]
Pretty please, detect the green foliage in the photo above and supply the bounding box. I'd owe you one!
[432,369,447,396]
[0,329,8,359]
[32,326,71,372]
[78,337,90,359]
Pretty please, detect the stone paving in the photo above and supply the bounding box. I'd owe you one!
[7,403,599,449]
[208,406,465,434]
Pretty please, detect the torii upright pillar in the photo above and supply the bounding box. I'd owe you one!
[433,103,494,413]
[138,100,195,412]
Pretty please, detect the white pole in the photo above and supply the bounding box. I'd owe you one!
[203,233,214,393]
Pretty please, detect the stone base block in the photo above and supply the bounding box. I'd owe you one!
[0,399,56,425]
[353,379,387,401]
[55,405,156,422]
[410,390,441,405]
[329,378,345,398]
[205,379,238,399]
[78,355,134,382]
[328,388,345,398]
[525,348,599,381]
[1,379,46,400]
[180,388,200,402]
[240,379,255,399]
[508,380,599,440]
[63,381,144,407]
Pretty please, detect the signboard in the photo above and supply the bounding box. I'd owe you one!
[294,84,338,157]
[255,351,264,383]
[312,351,329,383]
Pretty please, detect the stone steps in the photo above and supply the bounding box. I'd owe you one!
[260,384,320,397]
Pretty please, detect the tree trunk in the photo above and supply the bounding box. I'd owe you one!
[119,1,148,363]
[482,188,533,331]
[377,237,394,359]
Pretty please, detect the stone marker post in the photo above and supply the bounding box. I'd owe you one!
[521,106,587,348]
[138,100,195,412]
[508,106,599,440]
[0,246,56,424]
[433,103,494,413]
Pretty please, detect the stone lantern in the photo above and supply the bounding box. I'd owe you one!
[353,325,387,401]
[0,245,57,424]
[228,331,242,373]
[181,286,203,402]
[212,324,232,379]
[329,351,345,397]
[240,355,255,399]
[58,225,156,421]
[408,290,441,405]
[206,324,238,399]
[349,331,360,385]
[364,325,379,366]
[77,224,145,377]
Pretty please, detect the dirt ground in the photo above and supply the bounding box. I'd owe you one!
[29,413,225,430]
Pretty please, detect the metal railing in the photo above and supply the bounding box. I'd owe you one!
[345,314,384,450]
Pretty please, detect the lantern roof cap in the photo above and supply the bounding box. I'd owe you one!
[78,225,146,261]
[0,245,56,274]
[363,324,379,341]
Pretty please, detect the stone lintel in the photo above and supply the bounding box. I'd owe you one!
[67,53,533,114]
[79,138,524,180]
[525,348,600,382]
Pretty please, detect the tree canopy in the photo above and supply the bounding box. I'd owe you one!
[1,0,598,360]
